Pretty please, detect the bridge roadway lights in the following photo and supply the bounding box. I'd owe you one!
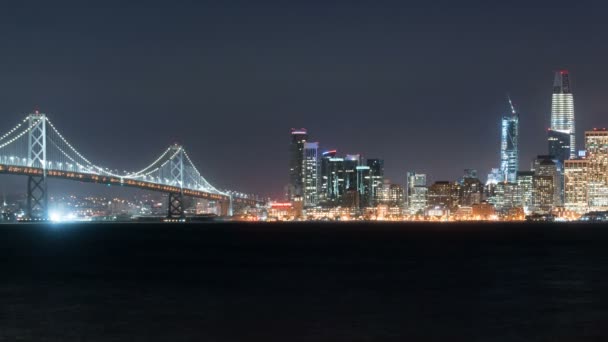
[26,175,48,220]
[167,192,185,219]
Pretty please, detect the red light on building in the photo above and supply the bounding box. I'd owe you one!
[270,202,292,208]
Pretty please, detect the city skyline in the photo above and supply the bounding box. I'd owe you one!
[0,69,604,200]
[2,2,608,198]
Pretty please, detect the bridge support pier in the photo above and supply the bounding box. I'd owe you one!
[167,192,185,219]
[219,199,231,217]
[27,175,48,220]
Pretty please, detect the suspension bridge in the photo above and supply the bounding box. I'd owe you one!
[0,111,262,220]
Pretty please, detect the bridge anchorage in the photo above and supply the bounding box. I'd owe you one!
[0,111,261,221]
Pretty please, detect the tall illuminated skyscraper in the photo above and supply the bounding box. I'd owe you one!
[303,142,319,207]
[550,70,575,159]
[406,172,428,215]
[288,128,308,201]
[584,129,608,211]
[500,97,519,183]
[367,159,384,205]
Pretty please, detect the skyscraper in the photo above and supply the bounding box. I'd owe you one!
[367,159,384,205]
[319,150,337,205]
[288,128,308,201]
[343,154,361,192]
[356,166,372,208]
[563,129,608,214]
[548,129,571,162]
[406,172,428,215]
[550,70,576,159]
[516,171,534,214]
[584,129,608,211]
[500,97,519,183]
[564,159,588,214]
[303,142,319,207]
[532,156,560,212]
[327,157,345,205]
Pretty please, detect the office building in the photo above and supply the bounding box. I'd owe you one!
[564,159,588,214]
[516,171,534,214]
[532,156,560,212]
[302,142,319,207]
[367,159,384,205]
[428,181,459,211]
[585,129,608,211]
[500,97,519,183]
[550,70,576,159]
[288,128,308,201]
[344,154,361,192]
[356,166,372,208]
[406,172,428,215]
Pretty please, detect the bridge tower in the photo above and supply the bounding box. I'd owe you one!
[26,112,48,220]
[167,144,185,219]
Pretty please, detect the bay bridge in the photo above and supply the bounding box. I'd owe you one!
[0,111,263,220]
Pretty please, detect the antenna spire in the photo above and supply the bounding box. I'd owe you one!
[507,93,517,116]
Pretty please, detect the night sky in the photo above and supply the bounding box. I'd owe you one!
[1,1,607,198]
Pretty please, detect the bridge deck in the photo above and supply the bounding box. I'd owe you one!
[0,164,259,206]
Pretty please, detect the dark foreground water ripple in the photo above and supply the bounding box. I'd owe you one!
[1,222,608,341]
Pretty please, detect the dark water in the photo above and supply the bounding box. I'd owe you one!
[1,223,608,341]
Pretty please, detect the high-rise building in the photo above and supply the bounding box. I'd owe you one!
[548,129,571,162]
[427,181,459,211]
[406,172,428,215]
[375,180,404,207]
[550,70,576,159]
[564,159,588,214]
[344,154,361,192]
[500,97,519,183]
[367,159,384,205]
[516,171,534,214]
[493,182,520,213]
[319,150,337,204]
[303,142,319,207]
[388,183,405,207]
[327,157,345,206]
[356,166,372,208]
[532,156,560,212]
[459,177,483,207]
[585,129,608,211]
[562,129,608,214]
[288,128,308,201]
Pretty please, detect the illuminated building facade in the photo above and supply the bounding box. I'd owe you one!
[564,159,588,214]
[326,157,345,205]
[550,70,576,159]
[406,172,428,215]
[548,129,571,162]
[459,176,483,206]
[356,166,372,208]
[500,97,519,183]
[585,130,608,211]
[493,182,519,213]
[531,156,559,213]
[319,150,337,204]
[303,142,319,207]
[367,159,384,205]
[377,180,404,207]
[344,154,361,193]
[428,181,459,211]
[288,128,308,201]
[388,183,405,207]
[533,155,562,208]
[516,171,534,214]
